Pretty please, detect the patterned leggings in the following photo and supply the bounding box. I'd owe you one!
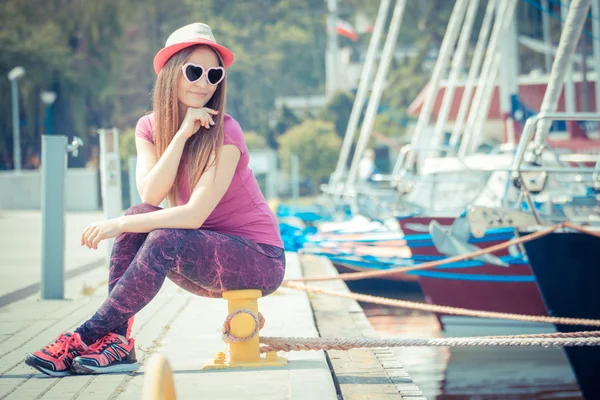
[75,204,286,345]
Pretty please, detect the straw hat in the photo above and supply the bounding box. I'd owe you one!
[153,23,234,74]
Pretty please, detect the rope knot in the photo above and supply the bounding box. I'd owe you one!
[222,309,265,343]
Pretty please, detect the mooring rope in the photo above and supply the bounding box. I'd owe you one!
[220,309,600,352]
[258,335,600,353]
[222,309,265,343]
[220,302,600,353]
[222,222,600,353]
[281,281,600,326]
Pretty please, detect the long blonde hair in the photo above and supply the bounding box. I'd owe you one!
[152,45,227,206]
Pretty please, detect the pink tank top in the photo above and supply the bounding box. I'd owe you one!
[135,113,283,248]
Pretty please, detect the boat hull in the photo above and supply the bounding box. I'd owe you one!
[522,231,600,400]
[397,216,548,319]
[416,263,548,318]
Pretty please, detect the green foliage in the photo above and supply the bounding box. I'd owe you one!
[373,113,406,141]
[119,128,137,171]
[278,119,341,188]
[0,0,555,171]
[268,105,301,149]
[244,131,268,149]
[321,90,354,138]
[0,0,136,165]
[0,0,325,165]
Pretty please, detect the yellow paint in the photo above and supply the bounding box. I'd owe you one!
[143,353,177,400]
[203,289,288,369]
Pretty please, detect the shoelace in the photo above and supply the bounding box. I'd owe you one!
[44,334,82,361]
[88,333,119,353]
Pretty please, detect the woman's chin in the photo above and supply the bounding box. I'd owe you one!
[183,98,208,109]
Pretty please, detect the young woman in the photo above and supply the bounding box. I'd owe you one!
[25,22,285,376]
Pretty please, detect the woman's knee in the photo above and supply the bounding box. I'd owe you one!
[125,203,161,216]
[144,228,188,259]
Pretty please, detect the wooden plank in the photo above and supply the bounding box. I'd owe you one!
[301,254,425,399]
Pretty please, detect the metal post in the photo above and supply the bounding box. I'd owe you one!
[128,156,142,207]
[41,135,67,299]
[11,80,22,171]
[99,128,123,260]
[291,153,299,199]
[265,150,277,200]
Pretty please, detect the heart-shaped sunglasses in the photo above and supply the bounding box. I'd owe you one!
[181,63,225,85]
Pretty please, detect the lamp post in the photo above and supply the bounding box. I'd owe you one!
[40,91,57,135]
[8,66,25,171]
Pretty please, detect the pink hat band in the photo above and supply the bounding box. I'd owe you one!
[153,23,234,74]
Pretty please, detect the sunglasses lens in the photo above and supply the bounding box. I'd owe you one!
[207,68,224,85]
[185,65,204,82]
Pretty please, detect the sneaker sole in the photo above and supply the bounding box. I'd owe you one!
[71,361,139,375]
[24,354,70,377]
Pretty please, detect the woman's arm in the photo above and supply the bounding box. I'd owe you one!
[136,108,218,206]
[121,144,241,233]
[135,135,186,206]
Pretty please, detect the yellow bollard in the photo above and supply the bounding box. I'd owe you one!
[142,353,177,400]
[203,289,288,369]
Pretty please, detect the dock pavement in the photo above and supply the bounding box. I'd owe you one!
[0,210,422,399]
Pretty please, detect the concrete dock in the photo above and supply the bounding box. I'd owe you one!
[0,211,422,399]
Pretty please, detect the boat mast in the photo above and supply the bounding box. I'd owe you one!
[459,0,519,157]
[449,0,498,150]
[593,0,600,112]
[498,6,520,146]
[430,0,481,158]
[330,0,392,198]
[541,0,553,73]
[534,0,591,146]
[406,0,470,168]
[561,0,579,137]
[342,0,408,202]
[325,0,341,99]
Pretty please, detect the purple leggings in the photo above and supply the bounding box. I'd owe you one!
[75,204,286,345]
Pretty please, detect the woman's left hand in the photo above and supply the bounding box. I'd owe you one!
[81,218,124,249]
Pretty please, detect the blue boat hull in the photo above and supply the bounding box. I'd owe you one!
[522,231,600,400]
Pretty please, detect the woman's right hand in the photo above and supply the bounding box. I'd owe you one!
[177,107,219,140]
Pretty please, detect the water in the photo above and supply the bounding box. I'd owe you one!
[347,279,583,399]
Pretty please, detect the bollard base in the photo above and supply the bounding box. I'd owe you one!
[202,352,288,370]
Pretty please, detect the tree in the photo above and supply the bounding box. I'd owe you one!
[278,119,341,189]
[268,105,301,149]
[0,0,136,167]
[321,90,354,138]
[244,131,268,149]
[0,0,328,166]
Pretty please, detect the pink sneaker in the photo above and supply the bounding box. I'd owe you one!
[71,332,138,374]
[25,333,88,377]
